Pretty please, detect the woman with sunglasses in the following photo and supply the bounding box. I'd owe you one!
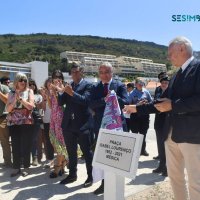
[6,73,34,177]
[47,70,68,178]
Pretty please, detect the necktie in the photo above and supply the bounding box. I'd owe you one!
[73,83,78,90]
[103,83,109,96]
[173,68,182,86]
[171,68,182,98]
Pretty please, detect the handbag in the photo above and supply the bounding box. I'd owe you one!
[32,108,43,124]
[7,108,33,126]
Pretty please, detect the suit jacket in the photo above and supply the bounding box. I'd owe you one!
[153,86,168,131]
[58,79,92,134]
[136,59,200,143]
[164,59,200,143]
[89,79,129,135]
[135,88,168,142]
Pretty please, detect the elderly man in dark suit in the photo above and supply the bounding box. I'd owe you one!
[89,61,129,195]
[123,36,200,200]
[154,36,200,200]
[58,63,93,188]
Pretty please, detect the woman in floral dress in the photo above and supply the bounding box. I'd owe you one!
[48,70,68,178]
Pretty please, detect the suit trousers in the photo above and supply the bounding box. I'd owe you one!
[64,130,93,177]
[0,116,12,165]
[9,124,33,169]
[165,134,200,200]
[155,129,166,169]
[130,114,149,152]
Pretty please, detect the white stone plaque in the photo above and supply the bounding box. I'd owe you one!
[93,129,143,179]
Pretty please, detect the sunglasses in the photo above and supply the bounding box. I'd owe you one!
[19,79,27,83]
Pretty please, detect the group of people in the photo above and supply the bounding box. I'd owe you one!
[0,61,129,195]
[0,36,200,199]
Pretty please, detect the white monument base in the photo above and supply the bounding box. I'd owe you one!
[93,129,143,200]
[104,171,125,200]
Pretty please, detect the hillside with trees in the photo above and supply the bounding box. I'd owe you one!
[0,33,187,73]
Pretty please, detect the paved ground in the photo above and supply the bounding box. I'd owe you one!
[0,114,171,200]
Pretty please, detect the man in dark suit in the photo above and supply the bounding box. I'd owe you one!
[154,36,200,200]
[153,72,167,98]
[58,63,93,188]
[123,76,169,177]
[152,76,169,176]
[89,62,129,195]
[153,71,167,160]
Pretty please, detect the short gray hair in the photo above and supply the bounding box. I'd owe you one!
[98,62,113,73]
[169,36,193,56]
[13,72,28,89]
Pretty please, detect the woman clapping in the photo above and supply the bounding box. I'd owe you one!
[6,73,34,177]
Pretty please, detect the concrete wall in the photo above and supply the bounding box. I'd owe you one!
[0,61,48,88]
[29,61,48,87]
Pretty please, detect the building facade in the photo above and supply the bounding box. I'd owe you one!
[60,51,167,77]
[0,61,48,87]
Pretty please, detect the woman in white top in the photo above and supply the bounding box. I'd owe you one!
[40,78,54,167]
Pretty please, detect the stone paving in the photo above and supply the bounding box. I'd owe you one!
[0,114,170,200]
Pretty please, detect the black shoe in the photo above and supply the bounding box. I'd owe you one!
[153,156,160,160]
[161,170,168,177]
[21,168,30,177]
[60,175,77,184]
[152,167,163,173]
[94,182,104,195]
[10,169,21,177]
[141,150,149,156]
[49,169,64,178]
[83,176,93,188]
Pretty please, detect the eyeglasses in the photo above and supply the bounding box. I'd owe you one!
[29,84,35,87]
[19,79,27,83]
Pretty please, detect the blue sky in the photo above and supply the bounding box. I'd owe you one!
[1,0,200,50]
